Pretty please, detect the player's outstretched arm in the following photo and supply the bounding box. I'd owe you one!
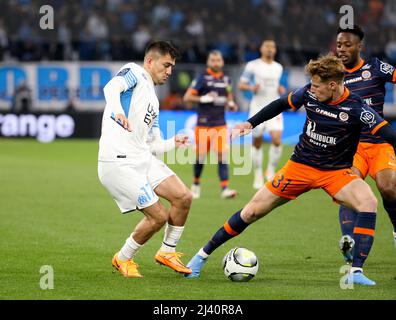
[231,97,290,140]
[247,96,290,128]
[148,126,189,156]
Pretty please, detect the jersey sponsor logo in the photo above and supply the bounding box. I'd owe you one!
[361,64,371,70]
[306,120,337,147]
[380,62,394,75]
[314,107,338,119]
[116,68,130,76]
[144,103,158,126]
[344,76,362,85]
[339,112,349,122]
[360,109,376,127]
[363,98,373,106]
[361,70,371,79]
[307,102,317,107]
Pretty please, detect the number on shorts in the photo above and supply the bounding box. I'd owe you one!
[272,174,292,192]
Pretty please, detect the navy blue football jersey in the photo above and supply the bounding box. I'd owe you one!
[188,68,232,127]
[287,84,387,170]
[343,57,396,144]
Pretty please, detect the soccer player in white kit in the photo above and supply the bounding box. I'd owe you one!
[98,41,193,277]
[238,40,286,189]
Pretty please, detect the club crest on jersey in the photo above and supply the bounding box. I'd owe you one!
[360,109,375,127]
[361,70,371,79]
[339,112,349,122]
[380,62,394,75]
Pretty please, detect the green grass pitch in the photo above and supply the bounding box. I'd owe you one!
[0,139,395,300]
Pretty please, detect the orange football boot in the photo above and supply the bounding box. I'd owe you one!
[112,252,143,278]
[154,251,192,274]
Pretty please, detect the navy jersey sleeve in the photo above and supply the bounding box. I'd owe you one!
[358,104,388,135]
[188,73,205,94]
[287,84,310,110]
[374,57,396,84]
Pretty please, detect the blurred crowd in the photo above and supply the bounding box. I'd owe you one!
[1,0,396,65]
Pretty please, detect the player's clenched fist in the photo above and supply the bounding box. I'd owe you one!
[114,113,132,131]
[231,122,253,139]
[175,134,189,148]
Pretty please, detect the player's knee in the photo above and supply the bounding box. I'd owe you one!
[241,201,261,223]
[252,139,262,149]
[173,188,193,209]
[377,179,396,201]
[271,138,281,147]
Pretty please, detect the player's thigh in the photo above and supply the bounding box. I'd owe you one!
[241,185,289,223]
[375,168,396,200]
[152,165,191,204]
[98,162,159,213]
[333,178,378,212]
[265,160,313,200]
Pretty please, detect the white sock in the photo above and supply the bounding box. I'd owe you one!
[160,224,185,252]
[251,146,263,173]
[267,144,282,173]
[198,248,209,259]
[118,236,142,261]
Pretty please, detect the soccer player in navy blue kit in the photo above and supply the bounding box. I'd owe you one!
[185,54,396,285]
[336,25,396,262]
[183,50,238,199]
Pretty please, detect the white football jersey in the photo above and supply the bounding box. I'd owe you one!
[240,59,283,113]
[98,62,160,166]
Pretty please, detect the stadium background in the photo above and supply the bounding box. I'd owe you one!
[1,0,395,300]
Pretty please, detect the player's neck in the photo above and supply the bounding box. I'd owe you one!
[344,57,363,71]
[260,57,273,64]
[329,86,347,104]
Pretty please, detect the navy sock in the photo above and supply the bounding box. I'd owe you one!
[339,205,358,236]
[383,198,396,233]
[352,212,376,269]
[218,162,229,190]
[203,210,249,255]
[193,162,204,185]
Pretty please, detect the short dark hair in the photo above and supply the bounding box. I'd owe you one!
[337,24,365,41]
[144,40,181,60]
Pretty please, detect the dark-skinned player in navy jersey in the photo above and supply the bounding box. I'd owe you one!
[336,25,396,263]
[185,54,396,286]
[183,50,238,200]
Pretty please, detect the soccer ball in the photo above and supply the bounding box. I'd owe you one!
[222,247,259,282]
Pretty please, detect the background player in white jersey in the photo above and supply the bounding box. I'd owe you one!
[98,41,193,277]
[238,40,286,189]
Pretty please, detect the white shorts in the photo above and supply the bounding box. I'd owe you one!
[98,156,175,213]
[249,108,284,138]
